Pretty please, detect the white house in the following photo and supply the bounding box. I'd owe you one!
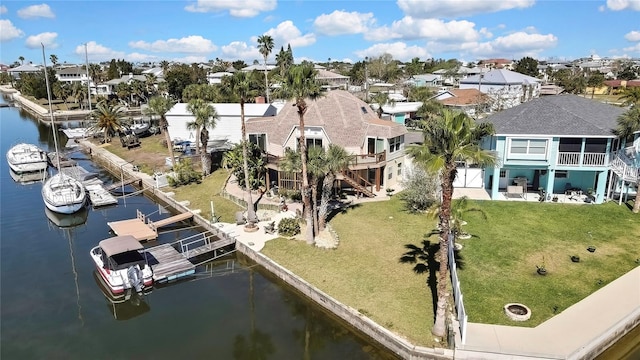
[459,69,541,111]
[165,102,279,149]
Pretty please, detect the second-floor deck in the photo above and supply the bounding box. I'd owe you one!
[556,152,608,167]
[265,150,387,170]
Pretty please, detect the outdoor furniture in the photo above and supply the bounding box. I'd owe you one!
[264,221,276,234]
[235,211,246,225]
[513,177,528,199]
[506,185,525,199]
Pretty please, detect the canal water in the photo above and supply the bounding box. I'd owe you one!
[0,97,398,360]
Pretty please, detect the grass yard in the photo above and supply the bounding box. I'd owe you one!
[262,197,640,347]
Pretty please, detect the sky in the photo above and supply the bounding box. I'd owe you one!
[1,0,640,67]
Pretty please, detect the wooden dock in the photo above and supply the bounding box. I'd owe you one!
[144,231,236,283]
[108,209,194,242]
[85,184,118,207]
[105,178,141,192]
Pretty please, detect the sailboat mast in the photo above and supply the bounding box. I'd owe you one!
[41,43,62,170]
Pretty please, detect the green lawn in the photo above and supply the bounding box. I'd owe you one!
[262,197,640,347]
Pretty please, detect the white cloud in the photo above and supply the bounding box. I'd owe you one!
[354,42,430,62]
[126,53,160,62]
[263,20,316,48]
[622,42,640,54]
[397,0,535,18]
[17,4,55,19]
[365,17,481,43]
[171,55,208,64]
[313,10,375,36]
[221,41,260,61]
[606,0,640,11]
[25,32,58,49]
[0,5,7,14]
[185,0,276,17]
[75,41,125,62]
[0,20,25,42]
[624,30,640,42]
[129,35,217,53]
[465,31,558,59]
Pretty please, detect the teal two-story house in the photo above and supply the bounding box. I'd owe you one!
[481,94,628,204]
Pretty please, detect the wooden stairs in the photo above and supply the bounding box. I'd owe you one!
[340,169,376,198]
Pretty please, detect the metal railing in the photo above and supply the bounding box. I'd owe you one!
[610,151,640,183]
[557,152,608,166]
[448,233,467,344]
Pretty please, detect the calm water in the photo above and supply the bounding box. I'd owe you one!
[0,98,398,360]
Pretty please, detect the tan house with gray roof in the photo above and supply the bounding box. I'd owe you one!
[245,90,408,197]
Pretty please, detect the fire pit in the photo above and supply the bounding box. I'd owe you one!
[504,303,531,321]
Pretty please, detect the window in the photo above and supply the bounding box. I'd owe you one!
[249,134,266,151]
[389,135,403,153]
[306,138,323,149]
[556,170,568,178]
[397,163,402,176]
[508,138,548,158]
[388,167,393,180]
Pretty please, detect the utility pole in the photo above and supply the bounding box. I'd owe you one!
[364,56,369,101]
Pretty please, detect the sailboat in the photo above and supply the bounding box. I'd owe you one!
[40,44,87,214]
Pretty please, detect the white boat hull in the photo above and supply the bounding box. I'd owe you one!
[42,173,87,214]
[90,244,153,295]
[6,143,48,173]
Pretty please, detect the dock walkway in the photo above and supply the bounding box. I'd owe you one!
[108,209,194,242]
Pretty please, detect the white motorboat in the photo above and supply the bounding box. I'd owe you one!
[9,168,46,185]
[40,45,87,215]
[90,235,153,295]
[42,173,87,214]
[6,143,48,173]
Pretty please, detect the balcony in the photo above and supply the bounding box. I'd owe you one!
[557,152,608,167]
[264,151,387,169]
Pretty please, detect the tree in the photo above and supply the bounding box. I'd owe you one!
[186,99,217,175]
[49,54,58,67]
[276,63,325,244]
[224,71,260,224]
[586,71,605,99]
[107,59,119,80]
[407,109,496,337]
[399,164,439,213]
[19,56,24,65]
[614,107,640,213]
[275,45,294,79]
[257,34,274,103]
[318,144,353,231]
[53,82,71,109]
[90,101,126,143]
[514,57,539,77]
[405,57,423,77]
[618,87,640,108]
[147,96,177,168]
[370,92,395,118]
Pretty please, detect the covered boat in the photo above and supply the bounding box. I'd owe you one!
[42,173,87,214]
[90,235,153,295]
[6,143,48,173]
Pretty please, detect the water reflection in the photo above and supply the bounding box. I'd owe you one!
[92,271,152,321]
[9,168,47,185]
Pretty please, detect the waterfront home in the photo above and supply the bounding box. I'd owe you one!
[245,90,408,196]
[8,63,40,79]
[165,102,279,149]
[316,69,350,90]
[55,66,89,85]
[433,88,490,119]
[459,68,541,111]
[474,94,636,204]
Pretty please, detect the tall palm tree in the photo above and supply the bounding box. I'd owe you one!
[147,96,177,167]
[614,107,640,213]
[407,108,496,337]
[71,82,88,109]
[318,144,353,231]
[257,35,274,103]
[49,54,58,67]
[18,56,24,65]
[306,146,327,236]
[618,87,640,108]
[370,92,395,118]
[224,72,259,224]
[90,101,126,143]
[186,99,218,175]
[277,63,324,244]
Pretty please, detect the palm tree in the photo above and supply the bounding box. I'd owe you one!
[306,146,326,235]
[277,63,325,245]
[614,107,640,213]
[18,56,24,65]
[224,72,259,224]
[90,101,126,143]
[186,99,218,175]
[618,87,640,108]
[147,96,177,167]
[49,54,58,67]
[407,108,496,337]
[53,82,71,110]
[257,35,274,103]
[370,92,395,118]
[71,82,87,109]
[318,144,353,231]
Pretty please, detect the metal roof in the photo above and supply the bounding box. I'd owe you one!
[99,235,143,257]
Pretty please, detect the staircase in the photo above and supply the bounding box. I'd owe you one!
[340,169,376,198]
[610,149,639,184]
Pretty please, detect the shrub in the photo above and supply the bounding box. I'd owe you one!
[277,217,300,237]
[399,165,439,212]
[168,158,201,187]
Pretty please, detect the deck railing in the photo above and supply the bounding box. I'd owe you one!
[557,152,608,167]
[265,151,386,167]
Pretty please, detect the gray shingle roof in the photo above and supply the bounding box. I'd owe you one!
[485,94,625,137]
[245,90,406,148]
[460,69,540,85]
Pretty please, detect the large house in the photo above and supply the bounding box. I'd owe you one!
[477,94,634,204]
[433,88,490,118]
[459,69,541,111]
[244,90,408,197]
[165,102,279,149]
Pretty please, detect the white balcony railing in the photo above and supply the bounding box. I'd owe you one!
[557,152,608,167]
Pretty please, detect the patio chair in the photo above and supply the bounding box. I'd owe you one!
[506,185,525,199]
[264,221,276,234]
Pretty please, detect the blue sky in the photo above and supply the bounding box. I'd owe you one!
[1,0,639,67]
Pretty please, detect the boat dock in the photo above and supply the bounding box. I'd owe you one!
[145,230,236,283]
[58,165,119,207]
[108,209,194,242]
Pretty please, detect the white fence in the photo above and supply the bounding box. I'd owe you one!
[448,233,468,344]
